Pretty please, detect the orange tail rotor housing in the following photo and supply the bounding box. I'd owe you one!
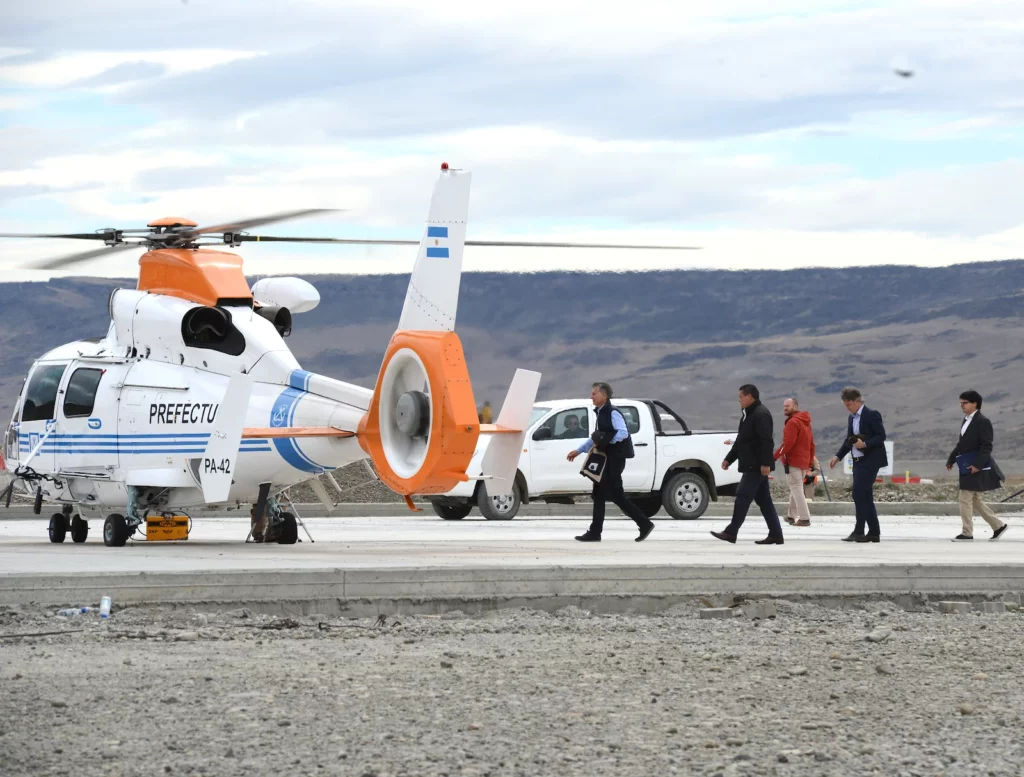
[358,330,480,495]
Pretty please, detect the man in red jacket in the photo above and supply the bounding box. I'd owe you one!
[773,397,816,527]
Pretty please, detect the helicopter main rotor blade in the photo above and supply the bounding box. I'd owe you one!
[236,236,701,250]
[237,235,419,245]
[0,232,112,240]
[186,208,340,238]
[466,240,701,250]
[32,242,141,271]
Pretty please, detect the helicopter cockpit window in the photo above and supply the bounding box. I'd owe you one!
[21,364,68,423]
[63,368,104,418]
[181,306,246,357]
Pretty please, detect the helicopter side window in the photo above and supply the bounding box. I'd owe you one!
[21,364,68,423]
[181,306,246,357]
[63,368,104,418]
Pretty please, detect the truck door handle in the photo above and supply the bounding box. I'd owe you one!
[635,442,649,447]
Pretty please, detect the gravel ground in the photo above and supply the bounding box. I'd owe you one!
[2,599,1023,777]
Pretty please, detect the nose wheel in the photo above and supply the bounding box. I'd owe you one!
[70,515,89,543]
[47,513,67,543]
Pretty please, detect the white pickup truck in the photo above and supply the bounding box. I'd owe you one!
[430,398,742,521]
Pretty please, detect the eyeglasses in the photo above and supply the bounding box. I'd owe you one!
[959,401,972,406]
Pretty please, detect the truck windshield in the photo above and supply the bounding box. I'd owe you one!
[529,407,550,428]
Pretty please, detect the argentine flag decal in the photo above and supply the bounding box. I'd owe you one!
[426,225,449,258]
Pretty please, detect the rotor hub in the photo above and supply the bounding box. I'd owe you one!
[395,391,430,438]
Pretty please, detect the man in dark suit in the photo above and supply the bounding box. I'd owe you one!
[945,390,1008,541]
[829,387,886,543]
[711,384,784,545]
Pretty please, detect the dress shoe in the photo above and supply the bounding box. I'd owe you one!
[795,520,811,527]
[841,533,862,542]
[754,536,784,545]
[953,533,973,541]
[575,532,601,542]
[710,530,737,544]
[636,522,655,543]
[991,524,1009,541]
[783,516,796,525]
[854,535,880,543]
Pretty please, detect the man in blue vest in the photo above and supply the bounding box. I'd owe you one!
[567,382,655,543]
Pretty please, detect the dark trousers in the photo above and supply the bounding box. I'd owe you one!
[588,457,650,536]
[852,461,881,536]
[726,471,783,538]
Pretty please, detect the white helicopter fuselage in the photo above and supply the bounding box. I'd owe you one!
[4,286,370,518]
[2,167,547,547]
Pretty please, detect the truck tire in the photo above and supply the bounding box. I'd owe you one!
[477,482,522,521]
[662,471,710,520]
[632,495,662,519]
[430,500,472,521]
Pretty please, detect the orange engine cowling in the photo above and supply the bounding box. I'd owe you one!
[357,330,480,495]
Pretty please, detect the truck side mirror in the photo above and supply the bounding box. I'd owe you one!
[533,426,553,441]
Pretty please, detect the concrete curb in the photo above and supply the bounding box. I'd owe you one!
[3,564,1024,611]
[3,501,1023,521]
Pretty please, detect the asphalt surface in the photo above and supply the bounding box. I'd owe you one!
[2,514,1022,575]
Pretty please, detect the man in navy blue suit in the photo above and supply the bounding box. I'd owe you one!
[829,387,887,543]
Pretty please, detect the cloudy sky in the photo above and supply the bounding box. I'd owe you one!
[2,0,1023,279]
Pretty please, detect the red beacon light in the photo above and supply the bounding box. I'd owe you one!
[440,162,449,170]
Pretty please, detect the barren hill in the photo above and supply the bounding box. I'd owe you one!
[3,262,1023,458]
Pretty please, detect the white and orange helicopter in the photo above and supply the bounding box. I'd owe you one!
[0,164,692,546]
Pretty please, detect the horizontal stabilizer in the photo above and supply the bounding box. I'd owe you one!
[480,369,541,497]
[479,424,522,435]
[200,373,253,504]
[242,426,355,439]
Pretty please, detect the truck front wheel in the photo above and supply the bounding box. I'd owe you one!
[632,495,662,519]
[429,500,472,521]
[477,483,522,520]
[662,471,710,520]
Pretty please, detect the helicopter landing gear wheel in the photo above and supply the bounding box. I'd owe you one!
[103,514,129,547]
[70,515,89,544]
[48,513,68,543]
[276,512,298,545]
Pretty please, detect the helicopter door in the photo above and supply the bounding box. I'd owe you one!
[54,365,114,474]
[18,362,69,472]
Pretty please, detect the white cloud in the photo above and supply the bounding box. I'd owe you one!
[0,49,264,87]
[1,0,1024,279]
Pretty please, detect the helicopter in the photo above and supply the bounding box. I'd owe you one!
[0,164,696,547]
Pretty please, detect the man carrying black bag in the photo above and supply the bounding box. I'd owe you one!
[567,382,655,543]
[946,389,1009,542]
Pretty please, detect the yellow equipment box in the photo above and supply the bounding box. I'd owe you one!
[145,514,189,541]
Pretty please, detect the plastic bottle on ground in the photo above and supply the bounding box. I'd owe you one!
[99,596,112,619]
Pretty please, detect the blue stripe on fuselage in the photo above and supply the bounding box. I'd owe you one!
[288,369,313,392]
[269,387,329,473]
[427,226,448,238]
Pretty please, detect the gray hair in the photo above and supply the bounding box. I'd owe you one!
[840,386,862,402]
[592,381,613,399]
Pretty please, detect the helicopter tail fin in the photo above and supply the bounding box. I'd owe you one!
[200,372,254,503]
[479,368,541,496]
[397,166,471,332]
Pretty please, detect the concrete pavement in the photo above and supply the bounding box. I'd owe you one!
[2,500,1021,520]
[2,513,1022,609]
